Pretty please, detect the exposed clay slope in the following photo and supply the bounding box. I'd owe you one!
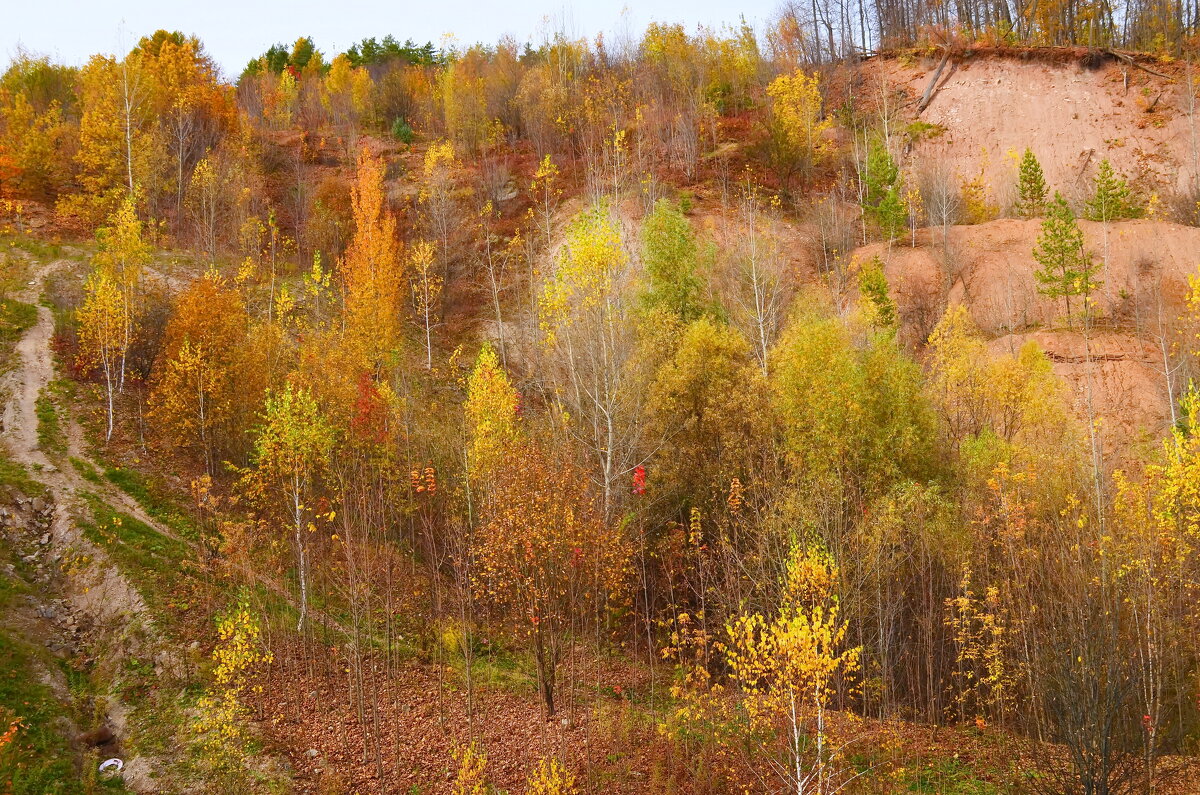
[854,218,1199,447]
[872,55,1197,200]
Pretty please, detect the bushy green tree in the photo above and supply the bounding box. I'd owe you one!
[640,199,706,320]
[771,311,935,519]
[858,256,897,330]
[646,316,768,515]
[876,184,906,241]
[862,138,898,209]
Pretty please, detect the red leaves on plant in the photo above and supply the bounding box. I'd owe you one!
[632,465,646,496]
[350,372,388,445]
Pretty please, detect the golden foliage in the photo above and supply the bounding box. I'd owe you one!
[193,594,272,772]
[451,742,489,795]
[526,757,578,795]
[464,342,520,483]
[341,150,401,366]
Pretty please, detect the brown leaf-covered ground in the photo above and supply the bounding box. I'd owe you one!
[250,645,681,793]
[248,640,1200,794]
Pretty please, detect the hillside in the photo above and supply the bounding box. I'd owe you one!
[5,23,1200,795]
[873,50,1197,207]
[854,218,1198,450]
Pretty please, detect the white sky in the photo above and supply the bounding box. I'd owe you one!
[4,0,779,79]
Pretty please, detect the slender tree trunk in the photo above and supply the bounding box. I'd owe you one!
[122,61,135,197]
[790,687,804,795]
[535,629,555,717]
[423,292,433,370]
[294,481,309,632]
[104,360,115,442]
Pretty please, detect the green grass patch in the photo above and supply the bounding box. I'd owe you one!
[69,457,101,484]
[905,120,947,141]
[80,491,302,650]
[0,297,36,373]
[1,235,62,262]
[80,495,199,627]
[36,393,64,456]
[102,466,199,543]
[0,298,36,342]
[902,758,1001,794]
[0,630,81,793]
[50,499,275,791]
[0,449,47,501]
[0,248,30,297]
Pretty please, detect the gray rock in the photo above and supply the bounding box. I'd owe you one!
[494,180,519,202]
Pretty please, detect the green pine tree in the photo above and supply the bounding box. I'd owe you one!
[862,138,898,209]
[1014,148,1048,218]
[1084,158,1141,222]
[876,184,907,241]
[1034,193,1102,325]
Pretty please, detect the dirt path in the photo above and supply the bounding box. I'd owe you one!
[4,259,60,472]
[0,258,169,790]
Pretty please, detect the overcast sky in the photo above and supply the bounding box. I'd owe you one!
[4,0,778,79]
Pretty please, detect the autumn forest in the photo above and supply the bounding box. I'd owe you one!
[2,2,1200,793]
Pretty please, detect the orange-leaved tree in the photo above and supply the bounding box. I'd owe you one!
[69,53,147,224]
[472,443,629,717]
[149,270,252,473]
[341,149,401,367]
